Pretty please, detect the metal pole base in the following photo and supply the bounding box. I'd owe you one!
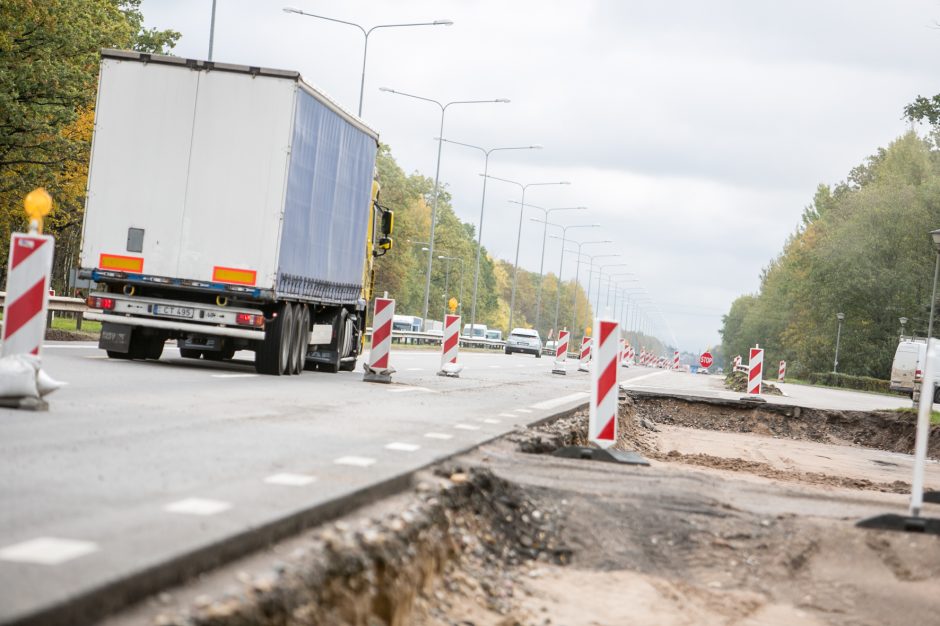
[0,396,49,411]
[856,513,940,536]
[577,364,590,372]
[552,360,567,375]
[552,446,649,466]
[362,363,395,384]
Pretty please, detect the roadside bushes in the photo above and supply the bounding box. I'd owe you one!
[806,372,893,394]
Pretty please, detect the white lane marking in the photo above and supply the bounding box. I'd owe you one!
[264,473,316,486]
[84,355,109,359]
[454,423,480,431]
[515,409,533,414]
[488,365,501,369]
[0,537,98,565]
[516,364,525,368]
[529,392,590,410]
[40,344,98,349]
[424,432,453,440]
[622,371,669,385]
[334,456,376,467]
[405,368,424,371]
[211,373,258,379]
[164,498,231,516]
[385,442,421,452]
[482,418,501,424]
[498,413,517,418]
[388,386,435,393]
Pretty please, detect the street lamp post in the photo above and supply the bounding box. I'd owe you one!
[900,316,909,338]
[283,8,453,117]
[209,0,218,60]
[436,139,541,334]
[594,263,629,314]
[605,273,637,308]
[438,255,465,317]
[482,175,569,331]
[585,254,620,322]
[555,241,611,336]
[380,88,509,330]
[833,312,845,374]
[510,202,587,333]
[926,229,940,341]
[532,222,600,336]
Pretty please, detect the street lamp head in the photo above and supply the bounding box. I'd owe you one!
[931,228,940,251]
[836,312,845,321]
[900,316,908,324]
[531,144,544,149]
[495,98,511,103]
[434,19,454,26]
[378,86,395,93]
[283,7,301,14]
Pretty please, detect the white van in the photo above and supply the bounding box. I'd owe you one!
[890,338,940,402]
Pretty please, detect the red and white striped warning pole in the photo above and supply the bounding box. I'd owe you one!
[778,360,786,383]
[2,217,55,358]
[748,345,764,395]
[363,297,395,383]
[578,336,592,372]
[589,318,620,448]
[673,351,680,370]
[438,314,463,377]
[552,329,570,375]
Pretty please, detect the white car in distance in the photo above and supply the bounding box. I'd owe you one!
[505,328,542,358]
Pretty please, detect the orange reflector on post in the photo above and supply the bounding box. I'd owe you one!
[212,266,257,286]
[99,253,143,273]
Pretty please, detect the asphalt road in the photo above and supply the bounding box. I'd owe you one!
[0,342,612,625]
[0,345,919,624]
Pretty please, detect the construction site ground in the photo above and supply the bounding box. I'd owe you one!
[110,390,940,626]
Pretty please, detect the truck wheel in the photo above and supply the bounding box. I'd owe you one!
[144,336,165,360]
[179,348,202,359]
[255,302,295,375]
[291,304,309,375]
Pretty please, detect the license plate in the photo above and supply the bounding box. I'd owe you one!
[153,305,195,319]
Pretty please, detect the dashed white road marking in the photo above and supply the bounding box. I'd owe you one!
[529,392,590,410]
[482,418,501,424]
[621,370,669,385]
[211,373,258,379]
[488,365,501,369]
[498,413,517,418]
[41,344,98,349]
[454,423,480,431]
[334,456,376,467]
[385,442,421,452]
[0,537,98,565]
[515,409,534,414]
[264,473,316,486]
[424,432,453,440]
[84,355,109,359]
[516,364,525,368]
[388,386,435,393]
[405,368,424,371]
[164,498,231,516]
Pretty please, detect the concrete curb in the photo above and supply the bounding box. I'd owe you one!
[10,398,591,626]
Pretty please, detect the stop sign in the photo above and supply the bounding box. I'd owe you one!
[699,352,713,368]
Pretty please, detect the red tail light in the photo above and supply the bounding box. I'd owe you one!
[86,296,115,310]
[236,313,264,327]
[915,369,923,383]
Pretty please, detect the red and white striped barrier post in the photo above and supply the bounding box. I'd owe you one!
[778,360,786,383]
[2,232,54,358]
[438,314,463,377]
[748,345,764,395]
[578,336,592,372]
[673,351,680,370]
[589,318,620,448]
[552,329,570,375]
[363,297,395,383]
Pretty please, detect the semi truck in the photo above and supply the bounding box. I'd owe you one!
[79,49,392,375]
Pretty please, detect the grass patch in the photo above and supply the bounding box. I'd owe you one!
[50,315,101,333]
[891,407,940,425]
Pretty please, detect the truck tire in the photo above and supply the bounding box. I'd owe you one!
[179,348,202,359]
[255,302,295,375]
[143,336,165,360]
[291,303,309,375]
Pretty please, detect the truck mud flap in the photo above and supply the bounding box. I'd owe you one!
[99,322,133,353]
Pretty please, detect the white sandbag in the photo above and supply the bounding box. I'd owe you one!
[0,354,40,399]
[36,368,66,397]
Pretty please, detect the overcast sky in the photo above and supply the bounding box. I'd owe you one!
[140,0,939,351]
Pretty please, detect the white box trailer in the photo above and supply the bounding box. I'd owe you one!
[80,50,393,375]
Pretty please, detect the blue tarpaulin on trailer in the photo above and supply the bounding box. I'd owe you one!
[278,87,377,303]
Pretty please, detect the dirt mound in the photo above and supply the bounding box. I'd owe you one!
[44,328,99,341]
[724,370,783,395]
[633,393,940,459]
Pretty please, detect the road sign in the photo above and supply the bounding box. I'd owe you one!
[699,352,713,368]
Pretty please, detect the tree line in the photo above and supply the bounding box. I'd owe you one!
[720,128,940,379]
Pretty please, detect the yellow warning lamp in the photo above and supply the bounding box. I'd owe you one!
[585,326,592,337]
[24,188,52,234]
[448,297,458,313]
